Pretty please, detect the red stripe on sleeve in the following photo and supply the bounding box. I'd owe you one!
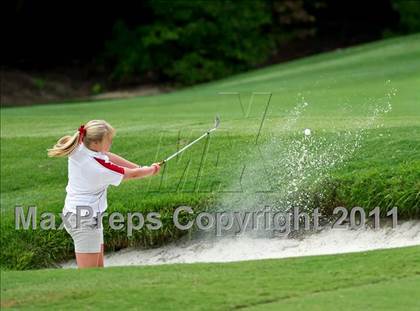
[94,157,125,175]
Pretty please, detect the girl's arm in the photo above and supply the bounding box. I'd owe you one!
[105,152,140,169]
[123,164,160,180]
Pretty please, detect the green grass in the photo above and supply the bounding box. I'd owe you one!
[1,34,420,269]
[1,246,420,310]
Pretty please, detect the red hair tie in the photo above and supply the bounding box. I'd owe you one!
[78,125,86,143]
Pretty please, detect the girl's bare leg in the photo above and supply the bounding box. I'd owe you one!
[75,252,101,268]
[97,244,104,267]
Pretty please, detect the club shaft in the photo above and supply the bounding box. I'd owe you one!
[163,127,217,163]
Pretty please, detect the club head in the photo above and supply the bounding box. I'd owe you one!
[214,115,221,129]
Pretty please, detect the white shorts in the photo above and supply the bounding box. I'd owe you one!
[63,211,104,253]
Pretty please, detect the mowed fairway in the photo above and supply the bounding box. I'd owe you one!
[1,246,420,310]
[1,34,420,272]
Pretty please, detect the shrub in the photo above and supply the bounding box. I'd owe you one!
[104,0,274,85]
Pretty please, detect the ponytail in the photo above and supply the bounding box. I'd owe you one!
[47,131,81,157]
[47,120,114,158]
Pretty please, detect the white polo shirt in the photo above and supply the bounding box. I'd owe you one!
[63,143,125,216]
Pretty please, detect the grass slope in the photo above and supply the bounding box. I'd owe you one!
[1,34,420,269]
[1,246,420,310]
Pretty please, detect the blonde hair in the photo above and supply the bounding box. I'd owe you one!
[47,120,115,157]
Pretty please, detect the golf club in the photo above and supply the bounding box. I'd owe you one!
[157,115,220,166]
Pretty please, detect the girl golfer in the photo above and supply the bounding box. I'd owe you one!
[48,120,160,268]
